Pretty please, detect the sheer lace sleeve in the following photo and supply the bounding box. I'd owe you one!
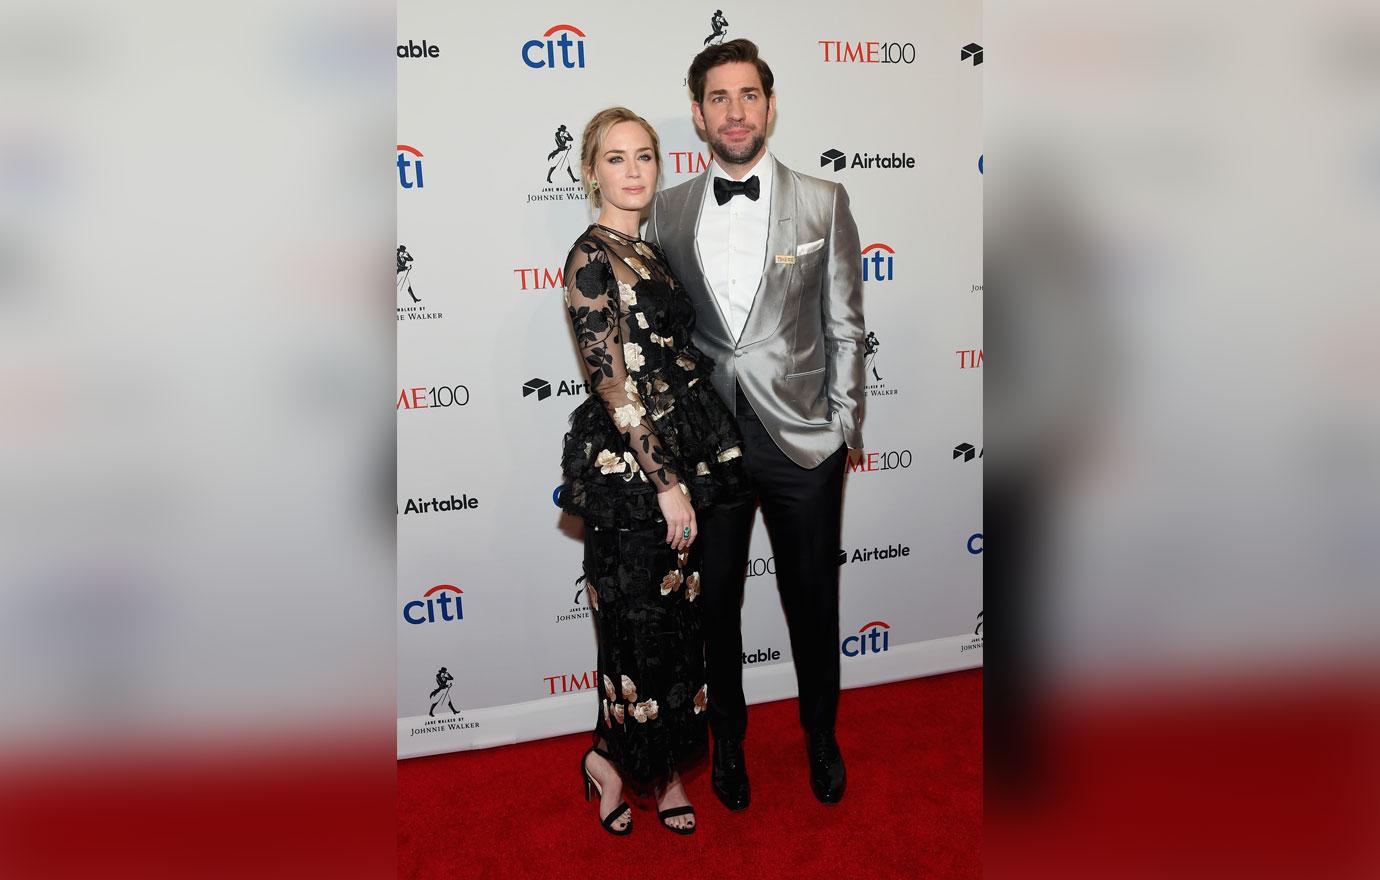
[565,238,680,493]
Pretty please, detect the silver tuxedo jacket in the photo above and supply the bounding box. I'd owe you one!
[648,158,866,469]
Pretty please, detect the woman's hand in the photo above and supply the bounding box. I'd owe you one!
[657,485,697,552]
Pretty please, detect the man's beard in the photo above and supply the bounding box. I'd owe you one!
[708,129,765,168]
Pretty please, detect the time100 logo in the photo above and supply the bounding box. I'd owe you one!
[397,385,470,411]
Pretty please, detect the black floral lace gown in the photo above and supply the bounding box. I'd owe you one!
[559,223,750,790]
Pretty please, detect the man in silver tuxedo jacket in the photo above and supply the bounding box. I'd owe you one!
[648,38,866,809]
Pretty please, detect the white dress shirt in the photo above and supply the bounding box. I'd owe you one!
[696,151,774,343]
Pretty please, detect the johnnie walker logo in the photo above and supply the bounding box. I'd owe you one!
[527,124,587,205]
[397,244,444,322]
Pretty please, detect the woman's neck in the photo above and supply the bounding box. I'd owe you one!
[595,206,641,239]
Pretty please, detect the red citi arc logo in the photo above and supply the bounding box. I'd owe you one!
[861,243,895,282]
[403,584,463,625]
[523,24,587,69]
[842,620,891,657]
[397,144,424,189]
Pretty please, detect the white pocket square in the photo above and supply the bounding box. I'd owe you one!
[795,238,825,256]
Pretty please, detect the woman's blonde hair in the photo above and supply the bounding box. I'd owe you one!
[580,107,661,207]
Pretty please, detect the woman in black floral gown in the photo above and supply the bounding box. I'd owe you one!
[559,107,749,836]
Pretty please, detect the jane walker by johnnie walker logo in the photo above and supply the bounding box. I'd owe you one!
[682,11,730,85]
[863,330,898,398]
[406,666,480,738]
[397,245,443,322]
[528,124,587,205]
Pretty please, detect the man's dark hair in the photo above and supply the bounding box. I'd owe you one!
[688,38,774,105]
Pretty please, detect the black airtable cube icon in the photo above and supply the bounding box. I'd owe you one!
[820,148,846,171]
[523,378,551,400]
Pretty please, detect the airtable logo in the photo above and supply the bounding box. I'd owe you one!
[842,620,891,657]
[861,243,895,282]
[522,24,587,69]
[820,147,915,172]
[523,377,590,401]
[402,585,463,625]
[397,40,440,59]
[397,145,424,189]
[953,443,983,462]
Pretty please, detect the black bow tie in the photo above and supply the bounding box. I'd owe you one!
[713,175,760,206]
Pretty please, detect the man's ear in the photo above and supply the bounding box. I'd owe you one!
[691,101,706,134]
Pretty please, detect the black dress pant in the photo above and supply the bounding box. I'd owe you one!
[698,385,847,739]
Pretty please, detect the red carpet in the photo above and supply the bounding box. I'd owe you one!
[398,669,982,879]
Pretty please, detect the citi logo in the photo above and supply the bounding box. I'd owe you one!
[522,24,587,69]
[820,148,915,172]
[967,532,983,555]
[523,377,590,400]
[513,266,565,291]
[397,40,440,59]
[961,43,983,65]
[847,449,912,473]
[402,584,463,625]
[819,41,916,64]
[842,620,891,657]
[861,243,895,282]
[670,150,711,175]
[953,443,983,462]
[397,144,424,189]
[956,348,983,369]
[398,385,469,411]
[544,670,598,695]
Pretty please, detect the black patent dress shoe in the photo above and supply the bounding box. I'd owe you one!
[807,730,846,804]
[711,736,751,811]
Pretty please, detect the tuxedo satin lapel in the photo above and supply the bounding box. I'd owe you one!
[686,170,734,343]
[738,159,795,347]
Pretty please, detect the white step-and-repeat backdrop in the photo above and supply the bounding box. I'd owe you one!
[397,0,981,758]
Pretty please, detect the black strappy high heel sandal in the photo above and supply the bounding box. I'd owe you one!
[656,776,696,836]
[581,747,632,836]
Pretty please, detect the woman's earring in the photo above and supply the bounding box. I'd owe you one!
[591,179,600,190]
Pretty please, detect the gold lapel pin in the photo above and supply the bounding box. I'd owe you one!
[775,254,796,265]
